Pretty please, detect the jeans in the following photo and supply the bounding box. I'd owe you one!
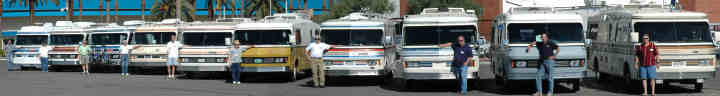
[41,57,49,72]
[639,65,658,79]
[453,66,468,94]
[231,63,242,82]
[121,54,129,74]
[7,54,14,71]
[536,59,555,94]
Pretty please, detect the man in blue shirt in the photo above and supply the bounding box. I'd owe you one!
[439,35,474,95]
[527,33,559,96]
[6,40,17,71]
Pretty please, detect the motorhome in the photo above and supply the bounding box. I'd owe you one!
[47,21,93,70]
[14,24,52,69]
[319,13,393,79]
[490,7,587,91]
[131,20,178,71]
[391,8,481,89]
[234,13,318,80]
[88,23,132,71]
[587,5,716,91]
[178,22,235,77]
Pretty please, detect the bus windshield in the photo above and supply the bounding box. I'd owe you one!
[404,25,477,45]
[322,30,383,46]
[635,22,711,43]
[183,32,232,46]
[235,30,290,45]
[50,34,83,45]
[91,34,128,45]
[16,35,48,45]
[507,23,583,43]
[134,32,176,45]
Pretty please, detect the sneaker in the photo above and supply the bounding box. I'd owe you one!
[546,93,552,96]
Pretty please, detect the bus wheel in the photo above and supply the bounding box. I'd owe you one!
[571,79,581,92]
[694,83,704,92]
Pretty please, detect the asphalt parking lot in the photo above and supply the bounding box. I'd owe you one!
[3,61,720,96]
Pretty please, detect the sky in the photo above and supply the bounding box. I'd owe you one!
[2,0,326,17]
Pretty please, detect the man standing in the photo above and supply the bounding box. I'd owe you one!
[635,34,658,96]
[439,35,474,96]
[166,35,183,80]
[527,33,559,96]
[119,40,141,79]
[305,37,334,88]
[77,41,91,74]
[38,42,52,72]
[229,40,252,85]
[6,40,16,71]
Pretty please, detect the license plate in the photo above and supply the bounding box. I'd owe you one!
[517,62,527,67]
[672,61,686,67]
[254,59,263,63]
[198,59,206,62]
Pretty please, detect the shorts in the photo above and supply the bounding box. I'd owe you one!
[167,57,178,66]
[639,65,657,79]
[79,55,90,65]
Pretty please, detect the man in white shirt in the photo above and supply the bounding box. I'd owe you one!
[305,37,335,88]
[120,40,141,79]
[38,42,52,72]
[166,35,184,79]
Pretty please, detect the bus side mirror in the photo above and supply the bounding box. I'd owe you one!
[631,32,640,43]
[289,35,297,44]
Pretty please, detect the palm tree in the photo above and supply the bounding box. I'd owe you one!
[205,0,236,20]
[105,0,110,22]
[7,0,61,23]
[79,0,83,20]
[141,0,146,20]
[65,0,73,20]
[114,0,119,22]
[244,0,284,18]
[99,0,104,22]
[151,0,197,21]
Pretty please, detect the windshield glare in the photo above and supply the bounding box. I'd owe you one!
[50,34,84,45]
[235,30,290,45]
[16,35,48,45]
[322,30,383,46]
[91,34,127,45]
[183,32,232,46]
[508,23,583,43]
[635,22,711,43]
[134,32,176,45]
[404,26,477,45]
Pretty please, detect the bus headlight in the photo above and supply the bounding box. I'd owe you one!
[514,61,528,68]
[274,58,287,63]
[368,60,379,66]
[699,60,711,66]
[217,58,226,63]
[181,58,190,63]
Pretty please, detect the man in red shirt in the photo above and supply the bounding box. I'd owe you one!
[635,34,659,96]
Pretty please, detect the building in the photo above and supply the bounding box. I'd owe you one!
[679,0,720,32]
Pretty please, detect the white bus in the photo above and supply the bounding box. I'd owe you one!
[14,24,52,69]
[490,7,587,91]
[88,24,132,72]
[48,21,92,71]
[131,20,179,71]
[391,8,481,89]
[179,22,235,78]
[587,5,717,92]
[320,12,394,80]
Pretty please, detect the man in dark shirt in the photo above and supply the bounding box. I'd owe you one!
[439,35,474,96]
[527,33,559,96]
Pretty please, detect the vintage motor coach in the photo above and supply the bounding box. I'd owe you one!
[178,22,235,77]
[234,13,318,80]
[490,7,587,91]
[48,21,93,70]
[88,23,132,71]
[587,5,717,91]
[391,8,481,89]
[131,20,178,70]
[320,13,393,79]
[14,24,52,69]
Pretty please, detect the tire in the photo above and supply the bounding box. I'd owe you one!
[396,78,407,91]
[694,83,703,92]
[572,79,581,92]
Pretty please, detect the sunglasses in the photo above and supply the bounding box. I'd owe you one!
[643,38,649,39]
